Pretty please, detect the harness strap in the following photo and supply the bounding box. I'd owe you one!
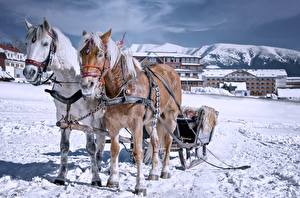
[101,96,155,112]
[44,89,83,105]
[145,66,181,111]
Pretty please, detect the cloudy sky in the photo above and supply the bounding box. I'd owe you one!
[0,0,300,50]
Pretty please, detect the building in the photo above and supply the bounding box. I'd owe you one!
[0,44,26,78]
[285,77,300,89]
[128,43,203,91]
[202,69,287,96]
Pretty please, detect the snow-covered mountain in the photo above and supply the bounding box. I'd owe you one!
[192,43,300,76]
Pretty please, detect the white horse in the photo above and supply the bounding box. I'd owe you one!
[23,19,105,186]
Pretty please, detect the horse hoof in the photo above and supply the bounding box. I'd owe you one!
[148,174,159,181]
[107,181,119,188]
[91,180,102,187]
[53,179,65,185]
[135,188,147,196]
[160,172,171,179]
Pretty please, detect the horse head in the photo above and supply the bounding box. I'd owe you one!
[23,18,57,85]
[78,29,113,98]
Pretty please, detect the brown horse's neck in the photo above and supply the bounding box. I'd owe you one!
[104,56,128,98]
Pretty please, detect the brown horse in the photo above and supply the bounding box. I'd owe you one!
[78,29,182,194]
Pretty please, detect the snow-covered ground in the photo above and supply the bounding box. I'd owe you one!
[0,82,299,197]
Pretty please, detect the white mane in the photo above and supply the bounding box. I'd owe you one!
[52,28,80,75]
[78,32,141,77]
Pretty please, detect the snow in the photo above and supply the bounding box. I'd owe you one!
[190,87,233,96]
[1,82,300,197]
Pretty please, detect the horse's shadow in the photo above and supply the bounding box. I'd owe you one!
[0,148,132,182]
[44,148,133,163]
[0,160,66,181]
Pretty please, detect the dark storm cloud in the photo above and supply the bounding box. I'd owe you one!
[0,0,299,49]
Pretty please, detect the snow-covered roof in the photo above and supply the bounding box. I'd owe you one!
[132,51,198,58]
[286,77,300,82]
[180,77,203,81]
[277,88,300,98]
[128,43,200,58]
[202,69,287,78]
[181,62,201,66]
[205,65,220,69]
[175,69,201,72]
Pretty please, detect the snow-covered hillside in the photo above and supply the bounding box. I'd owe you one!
[0,82,300,197]
[194,43,300,72]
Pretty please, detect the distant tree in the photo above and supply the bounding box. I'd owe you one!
[10,35,26,54]
[221,83,237,92]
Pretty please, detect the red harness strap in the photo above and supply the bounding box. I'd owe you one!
[25,59,47,68]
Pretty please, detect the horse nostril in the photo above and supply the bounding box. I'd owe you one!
[90,81,94,87]
[30,70,36,77]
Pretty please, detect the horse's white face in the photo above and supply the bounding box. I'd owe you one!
[78,30,111,98]
[23,19,54,85]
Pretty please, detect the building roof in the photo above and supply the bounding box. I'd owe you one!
[181,62,201,66]
[286,77,300,82]
[205,65,220,69]
[128,43,200,58]
[132,51,198,58]
[0,44,21,53]
[175,68,202,73]
[180,77,203,81]
[202,69,287,78]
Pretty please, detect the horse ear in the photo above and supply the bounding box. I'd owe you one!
[82,30,87,36]
[25,19,33,30]
[100,28,112,44]
[43,17,51,31]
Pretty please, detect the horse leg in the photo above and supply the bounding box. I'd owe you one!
[95,133,106,171]
[132,122,147,195]
[161,112,177,179]
[107,135,120,188]
[145,124,160,180]
[54,128,71,185]
[86,133,102,186]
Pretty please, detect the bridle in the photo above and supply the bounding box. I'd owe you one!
[80,38,110,86]
[25,29,57,75]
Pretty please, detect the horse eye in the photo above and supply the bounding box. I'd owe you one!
[42,42,49,47]
[98,52,103,57]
